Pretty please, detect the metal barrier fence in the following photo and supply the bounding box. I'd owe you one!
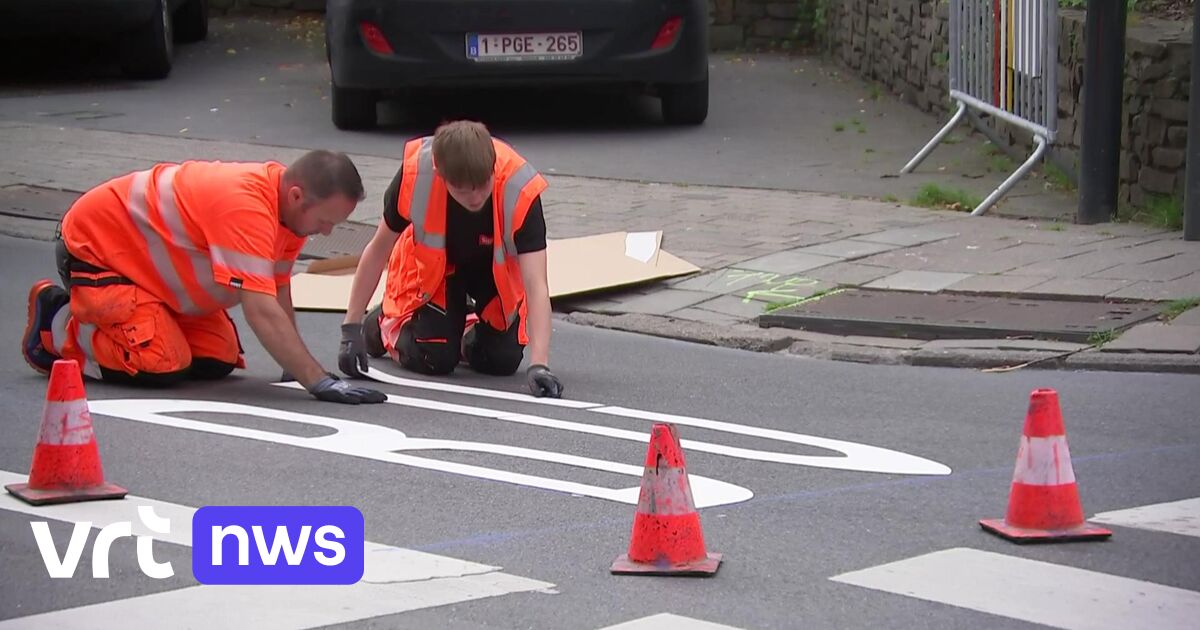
[902,0,1058,216]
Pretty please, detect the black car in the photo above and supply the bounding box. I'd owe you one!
[0,0,208,79]
[325,0,709,129]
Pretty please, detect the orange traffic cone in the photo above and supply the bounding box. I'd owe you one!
[611,423,722,576]
[980,388,1111,543]
[5,359,127,506]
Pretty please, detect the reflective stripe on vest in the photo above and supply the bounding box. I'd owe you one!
[410,138,446,249]
[128,166,275,314]
[496,161,539,266]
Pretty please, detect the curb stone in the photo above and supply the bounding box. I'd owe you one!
[562,311,1200,375]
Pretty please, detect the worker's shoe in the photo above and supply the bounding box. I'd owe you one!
[363,304,386,358]
[460,313,480,363]
[22,279,69,375]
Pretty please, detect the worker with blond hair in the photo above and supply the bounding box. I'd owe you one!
[22,151,387,405]
[339,121,563,398]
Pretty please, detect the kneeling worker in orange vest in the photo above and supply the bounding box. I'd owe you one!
[21,150,387,405]
[339,121,564,398]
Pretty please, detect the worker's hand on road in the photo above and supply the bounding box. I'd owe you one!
[308,373,387,405]
[526,364,563,398]
[338,323,369,378]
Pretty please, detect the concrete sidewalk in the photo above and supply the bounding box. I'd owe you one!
[1,121,1197,373]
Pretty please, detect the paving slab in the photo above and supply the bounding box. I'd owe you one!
[1170,307,1200,327]
[602,288,716,315]
[1100,323,1200,353]
[853,227,959,247]
[864,270,973,292]
[945,274,1053,294]
[1022,277,1137,299]
[1088,253,1200,282]
[805,262,895,286]
[734,249,842,274]
[690,294,770,319]
[792,239,900,260]
[1107,274,1200,301]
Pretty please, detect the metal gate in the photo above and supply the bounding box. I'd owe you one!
[902,0,1058,216]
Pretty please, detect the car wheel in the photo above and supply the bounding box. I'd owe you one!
[175,0,209,43]
[332,84,377,130]
[660,73,709,125]
[120,0,173,80]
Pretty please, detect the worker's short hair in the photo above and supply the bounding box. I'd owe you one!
[431,120,496,188]
[284,150,365,203]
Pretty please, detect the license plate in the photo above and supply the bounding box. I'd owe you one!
[466,32,582,62]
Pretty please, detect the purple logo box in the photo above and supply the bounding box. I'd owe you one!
[192,506,365,585]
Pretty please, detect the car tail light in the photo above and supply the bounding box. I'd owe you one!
[359,21,394,55]
[651,17,682,50]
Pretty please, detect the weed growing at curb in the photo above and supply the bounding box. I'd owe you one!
[911,184,982,211]
[1161,297,1200,321]
[1087,329,1118,346]
[1120,194,1184,230]
[1044,164,1075,191]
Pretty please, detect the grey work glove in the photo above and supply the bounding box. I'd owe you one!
[308,373,387,405]
[526,364,564,399]
[338,323,369,379]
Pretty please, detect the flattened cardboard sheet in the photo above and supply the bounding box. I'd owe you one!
[289,231,699,312]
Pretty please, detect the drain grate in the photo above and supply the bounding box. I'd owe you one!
[299,221,375,260]
[0,185,80,222]
[758,289,1164,343]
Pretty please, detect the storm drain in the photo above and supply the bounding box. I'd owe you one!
[0,185,80,222]
[757,289,1164,343]
[299,220,375,260]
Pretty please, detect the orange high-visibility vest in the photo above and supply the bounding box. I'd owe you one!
[383,137,547,343]
[61,161,305,316]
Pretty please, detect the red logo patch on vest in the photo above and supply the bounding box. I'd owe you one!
[479,235,494,246]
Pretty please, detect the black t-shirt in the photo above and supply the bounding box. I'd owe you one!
[381,164,547,274]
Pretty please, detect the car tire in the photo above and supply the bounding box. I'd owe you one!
[659,73,709,125]
[120,0,174,80]
[332,84,377,130]
[175,0,209,43]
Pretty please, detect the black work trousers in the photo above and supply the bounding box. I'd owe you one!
[395,267,524,377]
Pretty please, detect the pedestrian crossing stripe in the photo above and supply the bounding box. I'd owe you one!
[0,470,554,630]
[830,547,1200,630]
[1091,497,1200,539]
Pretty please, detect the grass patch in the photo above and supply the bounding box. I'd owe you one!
[942,135,962,145]
[1044,164,1075,191]
[989,154,1016,173]
[1161,296,1200,321]
[1087,329,1118,346]
[1119,194,1184,230]
[849,117,866,134]
[865,148,875,154]
[910,184,983,212]
[833,121,846,132]
[881,194,900,203]
[868,85,882,101]
[1043,223,1066,231]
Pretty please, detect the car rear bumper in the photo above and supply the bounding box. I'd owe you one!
[326,0,709,90]
[0,0,158,40]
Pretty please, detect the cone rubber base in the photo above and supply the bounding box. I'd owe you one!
[610,552,722,576]
[5,482,128,506]
[979,518,1112,544]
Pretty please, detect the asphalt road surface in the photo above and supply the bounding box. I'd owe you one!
[2,234,1198,629]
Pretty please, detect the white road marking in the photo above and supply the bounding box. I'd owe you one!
[597,613,746,629]
[1091,498,1200,538]
[0,470,553,630]
[359,367,952,476]
[830,547,1200,630]
[86,399,754,508]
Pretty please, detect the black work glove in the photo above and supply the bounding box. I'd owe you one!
[307,373,387,404]
[338,323,369,379]
[526,364,563,398]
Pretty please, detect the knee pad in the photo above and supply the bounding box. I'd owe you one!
[189,357,236,380]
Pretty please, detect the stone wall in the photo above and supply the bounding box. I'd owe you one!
[826,0,1193,208]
